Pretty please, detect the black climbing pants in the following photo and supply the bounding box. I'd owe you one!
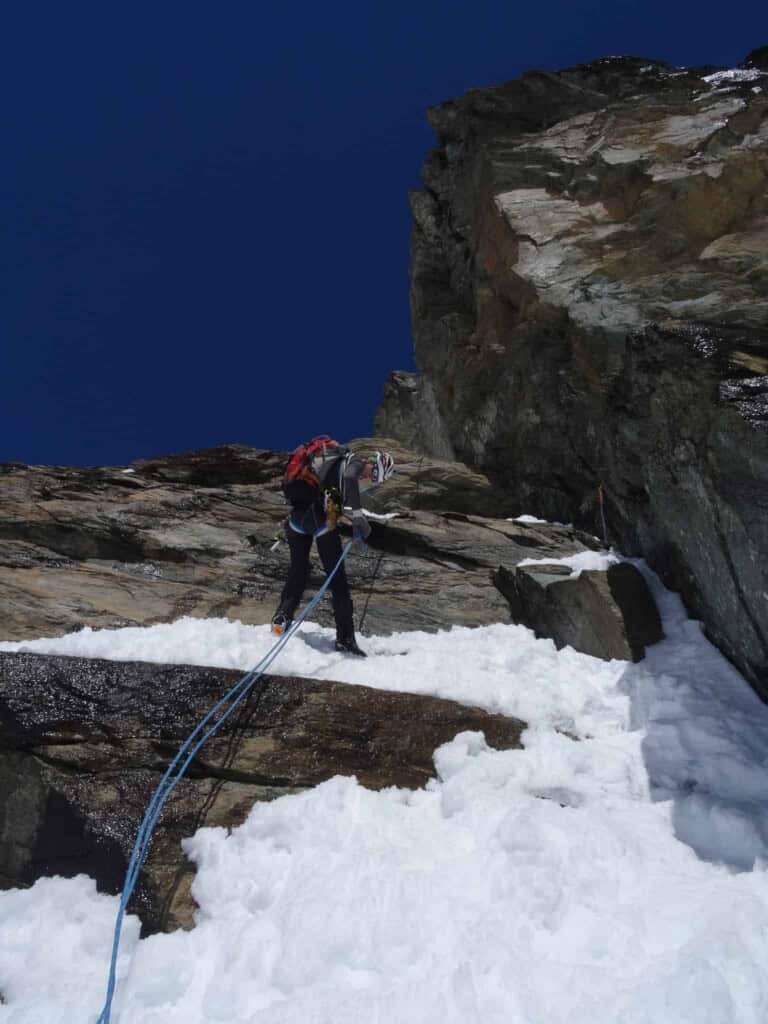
[278,526,354,638]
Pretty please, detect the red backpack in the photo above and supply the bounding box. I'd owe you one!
[282,436,345,504]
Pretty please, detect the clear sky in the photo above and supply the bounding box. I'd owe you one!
[2,1,761,465]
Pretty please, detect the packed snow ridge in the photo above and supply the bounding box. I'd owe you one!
[517,549,619,578]
[2,562,768,1022]
[702,68,766,86]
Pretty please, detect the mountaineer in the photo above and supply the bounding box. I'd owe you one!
[271,437,394,656]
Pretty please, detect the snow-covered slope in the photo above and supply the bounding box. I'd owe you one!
[1,563,768,1022]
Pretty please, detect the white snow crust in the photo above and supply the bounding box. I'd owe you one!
[2,563,768,1022]
[703,68,765,86]
[517,549,619,577]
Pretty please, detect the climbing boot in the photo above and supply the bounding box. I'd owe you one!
[335,634,367,657]
[271,611,293,636]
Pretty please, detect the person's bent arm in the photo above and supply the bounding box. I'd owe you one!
[343,456,365,511]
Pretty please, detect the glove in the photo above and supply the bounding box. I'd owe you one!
[351,509,371,547]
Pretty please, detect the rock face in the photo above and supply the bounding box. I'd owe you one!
[495,561,663,662]
[376,373,455,459]
[0,651,525,932]
[0,439,603,641]
[375,52,768,698]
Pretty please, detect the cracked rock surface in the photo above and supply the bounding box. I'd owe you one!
[0,651,525,932]
[0,438,601,640]
[375,51,768,698]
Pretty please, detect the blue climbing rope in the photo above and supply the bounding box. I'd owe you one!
[96,540,354,1023]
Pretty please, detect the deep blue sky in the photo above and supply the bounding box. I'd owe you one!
[2,1,761,465]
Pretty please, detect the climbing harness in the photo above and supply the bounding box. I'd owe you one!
[96,540,354,1023]
[323,486,342,530]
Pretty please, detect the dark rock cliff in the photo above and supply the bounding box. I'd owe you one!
[376,52,768,698]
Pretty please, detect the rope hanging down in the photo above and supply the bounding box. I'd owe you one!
[358,550,385,636]
[96,540,354,1024]
[598,483,608,545]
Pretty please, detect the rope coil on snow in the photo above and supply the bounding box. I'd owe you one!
[96,540,354,1023]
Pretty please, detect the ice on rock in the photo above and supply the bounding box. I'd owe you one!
[518,548,620,577]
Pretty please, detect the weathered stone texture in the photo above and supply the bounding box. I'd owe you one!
[0,439,601,641]
[0,651,525,932]
[495,562,663,662]
[374,372,455,459]
[377,52,768,696]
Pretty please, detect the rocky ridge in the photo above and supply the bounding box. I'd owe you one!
[376,50,768,697]
[0,438,603,642]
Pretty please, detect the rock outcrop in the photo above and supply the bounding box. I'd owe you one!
[495,561,663,662]
[0,439,603,641]
[376,52,768,698]
[0,651,525,932]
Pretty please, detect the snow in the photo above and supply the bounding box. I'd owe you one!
[355,509,399,521]
[518,548,619,578]
[2,563,768,1022]
[508,514,548,524]
[0,619,620,733]
[703,69,765,86]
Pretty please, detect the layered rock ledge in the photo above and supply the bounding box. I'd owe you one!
[0,439,603,641]
[0,651,525,932]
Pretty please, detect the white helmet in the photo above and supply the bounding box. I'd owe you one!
[370,451,395,485]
